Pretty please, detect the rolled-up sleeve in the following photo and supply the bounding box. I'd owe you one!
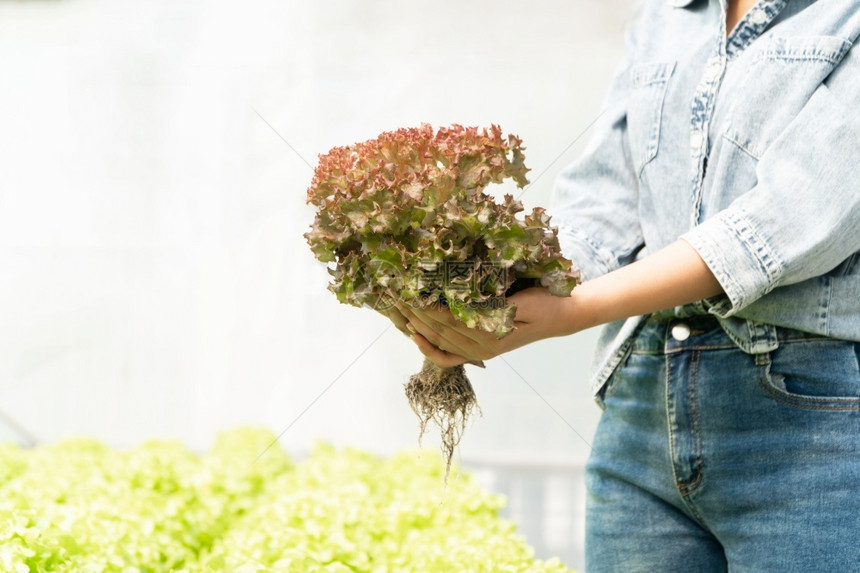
[682,47,860,316]
[551,39,644,282]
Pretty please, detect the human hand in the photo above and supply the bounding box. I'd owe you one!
[379,239,726,368]
[394,287,574,368]
[375,304,412,337]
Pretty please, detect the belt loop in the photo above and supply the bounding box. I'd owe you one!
[748,320,779,353]
[754,352,770,366]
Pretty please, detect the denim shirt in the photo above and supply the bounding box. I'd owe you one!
[550,0,860,398]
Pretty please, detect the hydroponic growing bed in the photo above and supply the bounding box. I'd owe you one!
[0,428,572,572]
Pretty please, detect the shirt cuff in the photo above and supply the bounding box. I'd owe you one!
[555,222,616,282]
[680,208,785,317]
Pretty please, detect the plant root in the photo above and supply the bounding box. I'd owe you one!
[405,357,480,482]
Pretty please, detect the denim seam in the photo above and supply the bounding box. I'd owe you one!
[678,350,705,498]
[690,349,704,487]
[729,209,785,289]
[722,130,762,160]
[823,276,834,337]
[754,35,852,65]
[665,352,677,485]
[631,62,675,176]
[764,54,846,64]
[755,51,851,66]
[602,370,625,402]
[664,351,707,529]
[677,343,737,351]
[666,343,738,352]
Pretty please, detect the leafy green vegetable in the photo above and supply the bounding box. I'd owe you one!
[305,125,581,482]
[0,429,573,572]
[305,124,580,336]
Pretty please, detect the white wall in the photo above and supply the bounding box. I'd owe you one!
[0,0,637,568]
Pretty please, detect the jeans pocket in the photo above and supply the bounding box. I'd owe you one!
[758,339,860,411]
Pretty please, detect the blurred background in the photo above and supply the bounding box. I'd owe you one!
[0,0,636,569]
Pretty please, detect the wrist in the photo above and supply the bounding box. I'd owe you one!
[556,284,600,337]
[554,240,724,335]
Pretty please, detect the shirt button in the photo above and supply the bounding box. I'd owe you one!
[690,131,705,152]
[750,9,769,25]
[671,323,691,341]
[704,57,722,81]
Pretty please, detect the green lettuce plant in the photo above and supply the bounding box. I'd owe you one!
[0,429,573,572]
[305,124,580,475]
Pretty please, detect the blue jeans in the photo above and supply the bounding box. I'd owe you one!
[585,314,860,572]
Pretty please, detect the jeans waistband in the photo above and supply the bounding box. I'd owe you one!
[637,309,836,355]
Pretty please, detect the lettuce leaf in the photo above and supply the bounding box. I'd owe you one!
[305,124,580,337]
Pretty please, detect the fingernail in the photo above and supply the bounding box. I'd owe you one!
[406,323,416,334]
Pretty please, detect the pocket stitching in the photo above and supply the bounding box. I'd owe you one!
[724,35,850,160]
[753,36,853,66]
[721,129,762,161]
[758,353,860,411]
[628,61,675,175]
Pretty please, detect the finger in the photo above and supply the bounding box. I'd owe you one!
[405,310,480,357]
[410,331,468,368]
[381,306,411,336]
[396,301,490,346]
[395,300,459,328]
[408,325,485,367]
